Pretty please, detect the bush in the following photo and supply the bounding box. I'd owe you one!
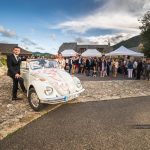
[0,57,7,66]
[0,61,3,67]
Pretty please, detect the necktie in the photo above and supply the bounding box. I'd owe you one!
[16,56,19,61]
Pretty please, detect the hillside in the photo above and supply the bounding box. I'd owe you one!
[113,35,142,50]
[32,52,54,56]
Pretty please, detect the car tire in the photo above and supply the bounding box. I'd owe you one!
[28,88,43,111]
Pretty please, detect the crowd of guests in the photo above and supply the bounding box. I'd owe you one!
[63,55,150,81]
[25,54,150,81]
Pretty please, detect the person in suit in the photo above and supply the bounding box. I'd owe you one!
[7,46,27,100]
[85,58,90,76]
[68,57,73,74]
[136,60,143,80]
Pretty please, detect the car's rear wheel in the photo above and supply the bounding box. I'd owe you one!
[28,88,43,111]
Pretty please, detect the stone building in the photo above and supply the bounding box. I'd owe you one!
[58,42,113,54]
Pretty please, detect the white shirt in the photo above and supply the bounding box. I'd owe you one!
[13,54,19,61]
[65,58,69,63]
[79,58,81,64]
[133,61,138,69]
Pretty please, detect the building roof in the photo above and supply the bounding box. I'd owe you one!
[0,43,32,55]
[59,42,112,53]
[59,42,77,52]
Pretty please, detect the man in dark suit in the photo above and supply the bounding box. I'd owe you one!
[136,60,143,80]
[7,46,27,100]
[85,58,90,76]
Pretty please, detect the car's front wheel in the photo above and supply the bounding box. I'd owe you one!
[28,88,43,111]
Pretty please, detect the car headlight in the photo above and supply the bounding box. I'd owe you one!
[44,86,53,95]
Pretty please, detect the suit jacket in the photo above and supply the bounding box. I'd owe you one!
[86,59,90,68]
[7,54,22,77]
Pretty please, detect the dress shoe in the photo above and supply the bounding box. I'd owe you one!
[12,97,22,101]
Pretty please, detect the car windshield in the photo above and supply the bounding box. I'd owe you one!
[29,59,59,70]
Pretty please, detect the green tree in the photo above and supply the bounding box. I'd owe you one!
[139,11,150,57]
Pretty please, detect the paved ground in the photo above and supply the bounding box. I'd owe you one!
[1,96,150,150]
[1,75,150,140]
[72,72,141,81]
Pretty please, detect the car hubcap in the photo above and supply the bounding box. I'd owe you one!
[30,93,40,108]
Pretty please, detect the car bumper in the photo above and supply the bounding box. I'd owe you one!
[40,89,85,104]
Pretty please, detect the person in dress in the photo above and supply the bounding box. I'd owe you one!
[71,57,76,74]
[114,59,119,77]
[64,57,69,70]
[55,53,65,69]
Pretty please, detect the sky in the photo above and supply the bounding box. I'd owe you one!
[0,0,150,54]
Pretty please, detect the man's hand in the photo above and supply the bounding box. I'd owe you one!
[15,73,20,78]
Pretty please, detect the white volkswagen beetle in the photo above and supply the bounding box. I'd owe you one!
[21,59,84,111]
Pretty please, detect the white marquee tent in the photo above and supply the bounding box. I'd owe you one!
[81,49,102,57]
[105,46,144,57]
[61,49,78,57]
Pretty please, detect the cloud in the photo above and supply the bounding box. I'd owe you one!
[75,32,138,45]
[49,48,58,55]
[23,46,29,50]
[53,14,140,33]
[49,34,56,41]
[21,37,37,46]
[30,28,35,33]
[35,46,46,51]
[0,26,16,37]
[20,38,48,52]
[103,0,150,15]
[0,40,10,43]
[50,0,150,34]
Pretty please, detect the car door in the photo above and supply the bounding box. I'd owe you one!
[20,61,30,89]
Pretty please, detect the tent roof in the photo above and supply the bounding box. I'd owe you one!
[81,49,102,57]
[105,46,144,57]
[61,49,78,57]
